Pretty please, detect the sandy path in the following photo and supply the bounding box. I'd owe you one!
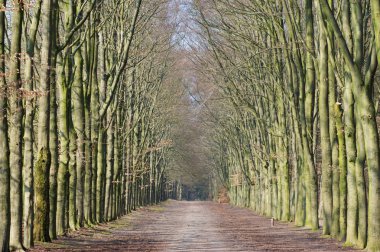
[30,200,359,251]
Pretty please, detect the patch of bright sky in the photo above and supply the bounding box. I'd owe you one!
[167,0,202,51]
[167,0,207,113]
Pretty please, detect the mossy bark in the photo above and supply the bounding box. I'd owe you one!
[33,148,51,242]
[34,0,53,241]
[343,74,358,246]
[324,0,340,238]
[321,1,380,248]
[319,12,332,235]
[354,106,367,249]
[335,104,347,241]
[368,1,380,250]
[303,0,318,231]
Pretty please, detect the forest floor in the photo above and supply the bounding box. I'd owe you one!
[29,200,360,251]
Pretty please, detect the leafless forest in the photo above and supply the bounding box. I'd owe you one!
[0,0,380,251]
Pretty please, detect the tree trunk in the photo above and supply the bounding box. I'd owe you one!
[334,104,347,241]
[56,60,69,234]
[22,1,42,247]
[48,0,59,239]
[34,0,53,242]
[0,0,10,250]
[68,120,78,230]
[354,106,367,249]
[9,1,24,250]
[105,117,114,221]
[319,14,332,235]
[303,0,318,231]
[90,36,99,224]
[72,45,85,227]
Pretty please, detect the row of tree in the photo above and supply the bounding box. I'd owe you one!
[0,0,179,251]
[194,0,380,251]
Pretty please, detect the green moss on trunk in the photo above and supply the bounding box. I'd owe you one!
[34,147,51,242]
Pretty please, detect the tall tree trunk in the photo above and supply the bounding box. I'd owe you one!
[72,45,85,227]
[354,106,367,248]
[334,104,347,241]
[96,31,106,223]
[68,119,78,230]
[367,1,380,250]
[343,75,358,246]
[90,34,99,224]
[372,0,380,64]
[350,1,367,246]
[9,1,24,250]
[48,0,59,239]
[105,117,114,221]
[34,0,53,242]
[22,1,42,247]
[56,57,69,235]
[323,0,340,238]
[96,130,105,222]
[319,12,332,235]
[56,0,74,234]
[303,0,318,230]
[83,21,95,225]
[277,89,289,221]
[0,0,10,250]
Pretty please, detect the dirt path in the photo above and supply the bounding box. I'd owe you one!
[30,201,358,251]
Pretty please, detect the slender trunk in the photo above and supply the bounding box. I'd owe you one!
[105,117,114,221]
[34,0,53,242]
[303,0,318,230]
[344,75,358,245]
[90,37,99,224]
[96,130,105,222]
[278,90,289,221]
[56,59,69,235]
[68,118,77,230]
[83,20,96,225]
[49,0,59,239]
[56,0,74,234]
[326,7,340,237]
[335,104,347,241]
[0,0,10,250]
[96,31,106,223]
[22,0,41,247]
[113,118,121,218]
[319,13,332,235]
[371,0,380,64]
[354,106,367,249]
[72,46,85,227]
[9,1,24,249]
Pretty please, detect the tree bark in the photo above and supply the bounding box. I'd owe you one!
[22,0,41,247]
[34,0,53,242]
[9,1,24,250]
[0,0,10,250]
[319,9,332,235]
